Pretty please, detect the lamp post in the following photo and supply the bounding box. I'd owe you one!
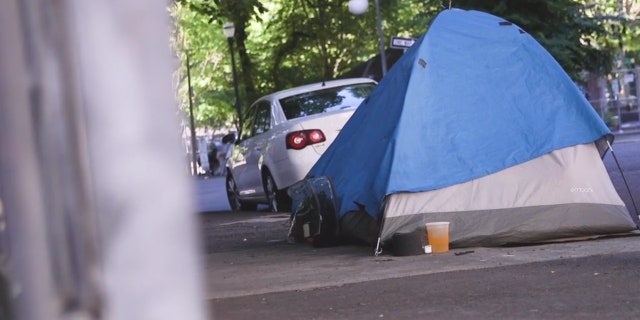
[349,0,387,77]
[223,22,243,131]
[373,0,387,76]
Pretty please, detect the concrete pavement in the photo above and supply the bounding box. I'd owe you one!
[210,250,640,320]
[614,124,640,143]
[202,210,640,319]
[205,232,640,300]
[200,134,640,319]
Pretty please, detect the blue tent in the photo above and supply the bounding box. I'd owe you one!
[307,9,635,248]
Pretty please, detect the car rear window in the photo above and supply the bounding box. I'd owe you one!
[280,83,375,120]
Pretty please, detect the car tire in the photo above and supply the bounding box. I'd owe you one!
[263,170,292,213]
[226,172,257,211]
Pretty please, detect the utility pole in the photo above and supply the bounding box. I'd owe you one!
[186,51,199,176]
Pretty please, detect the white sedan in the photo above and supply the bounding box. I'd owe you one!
[225,78,377,212]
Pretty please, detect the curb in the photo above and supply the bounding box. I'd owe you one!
[614,129,640,136]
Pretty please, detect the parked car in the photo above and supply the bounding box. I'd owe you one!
[225,78,377,212]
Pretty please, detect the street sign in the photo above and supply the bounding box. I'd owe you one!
[390,36,416,50]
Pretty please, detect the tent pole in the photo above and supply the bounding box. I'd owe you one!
[606,141,639,219]
[374,237,383,256]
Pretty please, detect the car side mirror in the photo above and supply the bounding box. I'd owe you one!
[222,133,236,144]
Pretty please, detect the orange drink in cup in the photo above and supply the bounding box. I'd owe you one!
[425,222,450,253]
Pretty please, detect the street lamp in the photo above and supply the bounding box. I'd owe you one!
[223,22,243,131]
[348,0,387,77]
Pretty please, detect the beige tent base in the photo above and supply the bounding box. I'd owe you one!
[381,203,636,248]
[381,143,638,248]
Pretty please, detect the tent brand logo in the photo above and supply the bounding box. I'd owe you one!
[571,186,594,193]
[418,59,427,68]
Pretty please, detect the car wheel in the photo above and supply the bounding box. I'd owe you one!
[226,172,257,211]
[263,170,292,213]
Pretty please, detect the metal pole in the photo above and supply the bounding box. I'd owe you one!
[186,51,198,176]
[228,37,243,132]
[374,0,387,77]
[636,67,640,119]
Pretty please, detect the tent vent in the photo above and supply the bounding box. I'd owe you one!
[418,59,427,68]
[499,21,513,26]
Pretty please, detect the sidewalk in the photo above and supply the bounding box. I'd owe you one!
[615,121,640,135]
[205,211,640,320]
[209,241,640,320]
[206,231,640,300]
[612,122,640,144]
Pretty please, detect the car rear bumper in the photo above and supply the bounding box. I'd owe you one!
[267,150,318,190]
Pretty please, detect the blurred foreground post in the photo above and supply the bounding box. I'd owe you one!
[0,0,208,319]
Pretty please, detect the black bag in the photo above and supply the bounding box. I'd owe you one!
[287,177,339,247]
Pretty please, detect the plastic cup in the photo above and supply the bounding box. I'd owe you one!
[425,222,450,253]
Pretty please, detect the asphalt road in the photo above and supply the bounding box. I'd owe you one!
[198,135,640,319]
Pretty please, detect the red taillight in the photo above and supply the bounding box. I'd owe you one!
[286,129,326,150]
[287,132,307,150]
[308,130,324,143]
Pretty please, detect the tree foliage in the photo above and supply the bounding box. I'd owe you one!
[453,0,616,77]
[578,0,640,68]
[171,0,633,130]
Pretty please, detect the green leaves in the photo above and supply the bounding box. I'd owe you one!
[172,0,636,129]
[453,0,616,80]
